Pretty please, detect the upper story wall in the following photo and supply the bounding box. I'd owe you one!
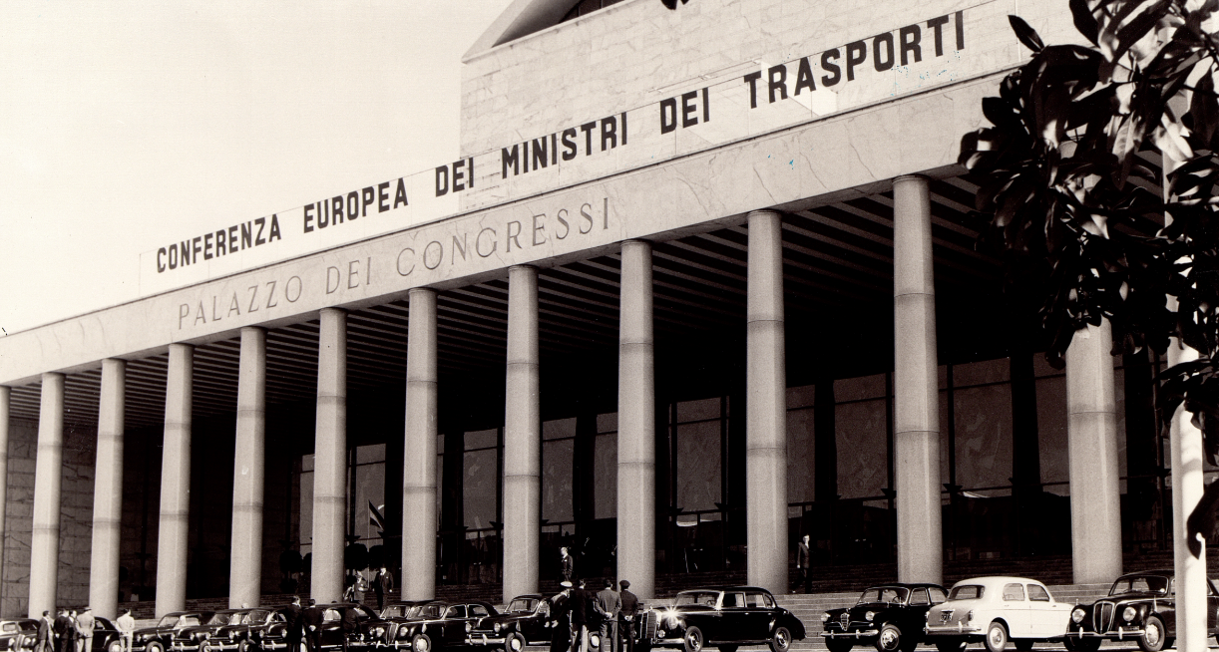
[457,0,1084,209]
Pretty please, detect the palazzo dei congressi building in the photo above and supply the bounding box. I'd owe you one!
[0,0,1172,619]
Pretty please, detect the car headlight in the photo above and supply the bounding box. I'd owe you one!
[1072,608,1085,624]
[1123,606,1137,622]
[397,629,409,640]
[820,614,829,623]
[494,624,501,633]
[465,623,472,633]
[865,612,876,621]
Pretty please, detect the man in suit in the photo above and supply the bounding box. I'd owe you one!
[35,611,52,652]
[373,568,394,611]
[559,548,574,584]
[115,610,135,652]
[75,607,94,652]
[568,580,593,652]
[302,599,324,652]
[618,581,639,652]
[52,609,72,652]
[596,579,621,652]
[795,534,811,594]
[283,596,304,652]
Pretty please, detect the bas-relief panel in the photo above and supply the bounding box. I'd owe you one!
[676,420,721,513]
[786,407,814,503]
[464,449,498,530]
[836,400,887,500]
[542,439,574,523]
[953,384,1013,490]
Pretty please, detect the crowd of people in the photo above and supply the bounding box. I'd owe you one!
[546,577,639,652]
[32,606,137,652]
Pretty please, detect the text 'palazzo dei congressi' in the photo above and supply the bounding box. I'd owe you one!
[0,0,1178,620]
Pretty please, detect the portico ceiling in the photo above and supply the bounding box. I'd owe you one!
[6,174,1003,432]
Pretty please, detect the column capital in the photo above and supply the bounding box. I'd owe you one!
[746,208,782,220]
[894,174,930,185]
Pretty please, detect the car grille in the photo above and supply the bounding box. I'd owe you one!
[1094,603,1115,632]
[840,614,849,629]
[643,612,657,640]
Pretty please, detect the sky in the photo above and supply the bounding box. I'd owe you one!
[0,0,517,337]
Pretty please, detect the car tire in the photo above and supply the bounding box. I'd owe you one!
[984,622,1008,652]
[108,642,123,652]
[1014,640,1033,651]
[504,632,526,652]
[411,633,432,652]
[1139,616,1166,652]
[876,624,902,652]
[682,626,703,652]
[768,626,791,652]
[826,640,853,652]
[149,641,165,652]
[934,639,965,652]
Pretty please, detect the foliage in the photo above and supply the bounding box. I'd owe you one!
[959,0,1219,553]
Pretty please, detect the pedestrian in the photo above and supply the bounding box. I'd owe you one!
[339,605,358,652]
[115,610,135,652]
[373,567,394,611]
[283,596,303,652]
[549,582,572,652]
[795,534,811,594]
[559,548,574,583]
[53,609,71,652]
[302,599,324,652]
[618,581,638,652]
[68,611,79,652]
[76,607,94,652]
[596,580,620,652]
[353,575,367,605]
[569,580,593,652]
[35,611,52,652]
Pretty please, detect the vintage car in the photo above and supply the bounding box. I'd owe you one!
[132,612,216,652]
[88,617,127,652]
[468,594,554,651]
[820,583,948,652]
[924,577,1070,652]
[379,601,447,649]
[197,608,291,652]
[313,603,390,652]
[392,601,498,652]
[640,586,805,652]
[1063,569,1219,652]
[0,619,39,651]
[173,610,249,652]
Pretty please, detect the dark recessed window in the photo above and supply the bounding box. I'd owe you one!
[561,0,627,22]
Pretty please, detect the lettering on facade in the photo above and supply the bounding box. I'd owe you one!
[178,274,307,330]
[156,215,283,273]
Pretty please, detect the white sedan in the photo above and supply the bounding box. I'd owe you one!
[924,576,1069,652]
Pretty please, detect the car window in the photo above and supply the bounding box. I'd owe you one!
[446,606,467,619]
[3,624,17,634]
[948,585,982,600]
[929,588,948,604]
[1028,585,1050,602]
[721,593,744,608]
[909,589,929,606]
[323,610,340,623]
[181,617,201,627]
[1003,584,1025,601]
[470,605,490,618]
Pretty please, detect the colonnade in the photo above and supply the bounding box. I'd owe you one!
[4,177,1127,619]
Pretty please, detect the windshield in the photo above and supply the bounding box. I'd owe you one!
[858,587,909,604]
[1110,576,1169,596]
[675,592,720,607]
[948,585,984,600]
[206,614,236,626]
[416,604,442,619]
[508,599,538,613]
[156,616,179,628]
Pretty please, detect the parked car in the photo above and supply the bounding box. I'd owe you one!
[924,577,1069,652]
[89,617,126,652]
[198,607,291,652]
[468,595,554,651]
[0,620,39,651]
[247,607,299,652]
[1063,569,1219,652]
[639,586,805,652]
[379,601,447,650]
[821,584,948,652]
[132,612,216,652]
[393,602,498,652]
[173,610,249,652]
[314,603,390,652]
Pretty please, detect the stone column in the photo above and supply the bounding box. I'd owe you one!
[230,327,267,608]
[1170,338,1207,652]
[157,344,193,617]
[503,265,540,603]
[29,372,65,618]
[403,288,438,600]
[313,308,347,603]
[892,175,943,584]
[745,210,788,595]
[91,360,126,618]
[1065,321,1123,583]
[0,385,10,596]
[618,240,656,599]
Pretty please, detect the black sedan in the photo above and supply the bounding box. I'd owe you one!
[468,595,554,651]
[1065,570,1219,652]
[132,612,216,652]
[394,602,498,652]
[0,620,39,652]
[820,584,948,652]
[640,587,805,652]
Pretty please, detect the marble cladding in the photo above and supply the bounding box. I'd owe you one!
[2,418,95,618]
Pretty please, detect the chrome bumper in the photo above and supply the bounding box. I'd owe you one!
[469,633,506,646]
[821,630,879,639]
[1065,626,1146,640]
[924,625,981,635]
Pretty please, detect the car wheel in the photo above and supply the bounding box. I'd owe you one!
[934,639,965,652]
[504,632,526,652]
[411,634,432,652]
[826,640,853,652]
[769,626,791,652]
[1139,616,1166,652]
[148,642,165,652]
[1014,640,1033,651]
[682,626,703,652]
[984,622,1008,652]
[108,642,123,652]
[876,624,902,652]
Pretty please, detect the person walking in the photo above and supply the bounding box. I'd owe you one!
[595,580,620,652]
[35,611,52,652]
[352,575,367,605]
[618,581,638,652]
[115,610,135,652]
[76,607,94,652]
[53,609,72,652]
[301,599,324,652]
[373,567,393,611]
[795,534,811,594]
[283,596,303,652]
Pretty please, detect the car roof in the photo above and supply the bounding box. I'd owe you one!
[1117,569,1173,578]
[952,577,1048,587]
[864,583,946,590]
[676,586,773,593]
[508,595,545,600]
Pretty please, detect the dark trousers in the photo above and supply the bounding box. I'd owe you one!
[618,617,635,652]
[305,629,322,652]
[287,635,302,652]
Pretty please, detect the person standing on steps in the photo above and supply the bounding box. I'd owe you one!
[795,534,811,594]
